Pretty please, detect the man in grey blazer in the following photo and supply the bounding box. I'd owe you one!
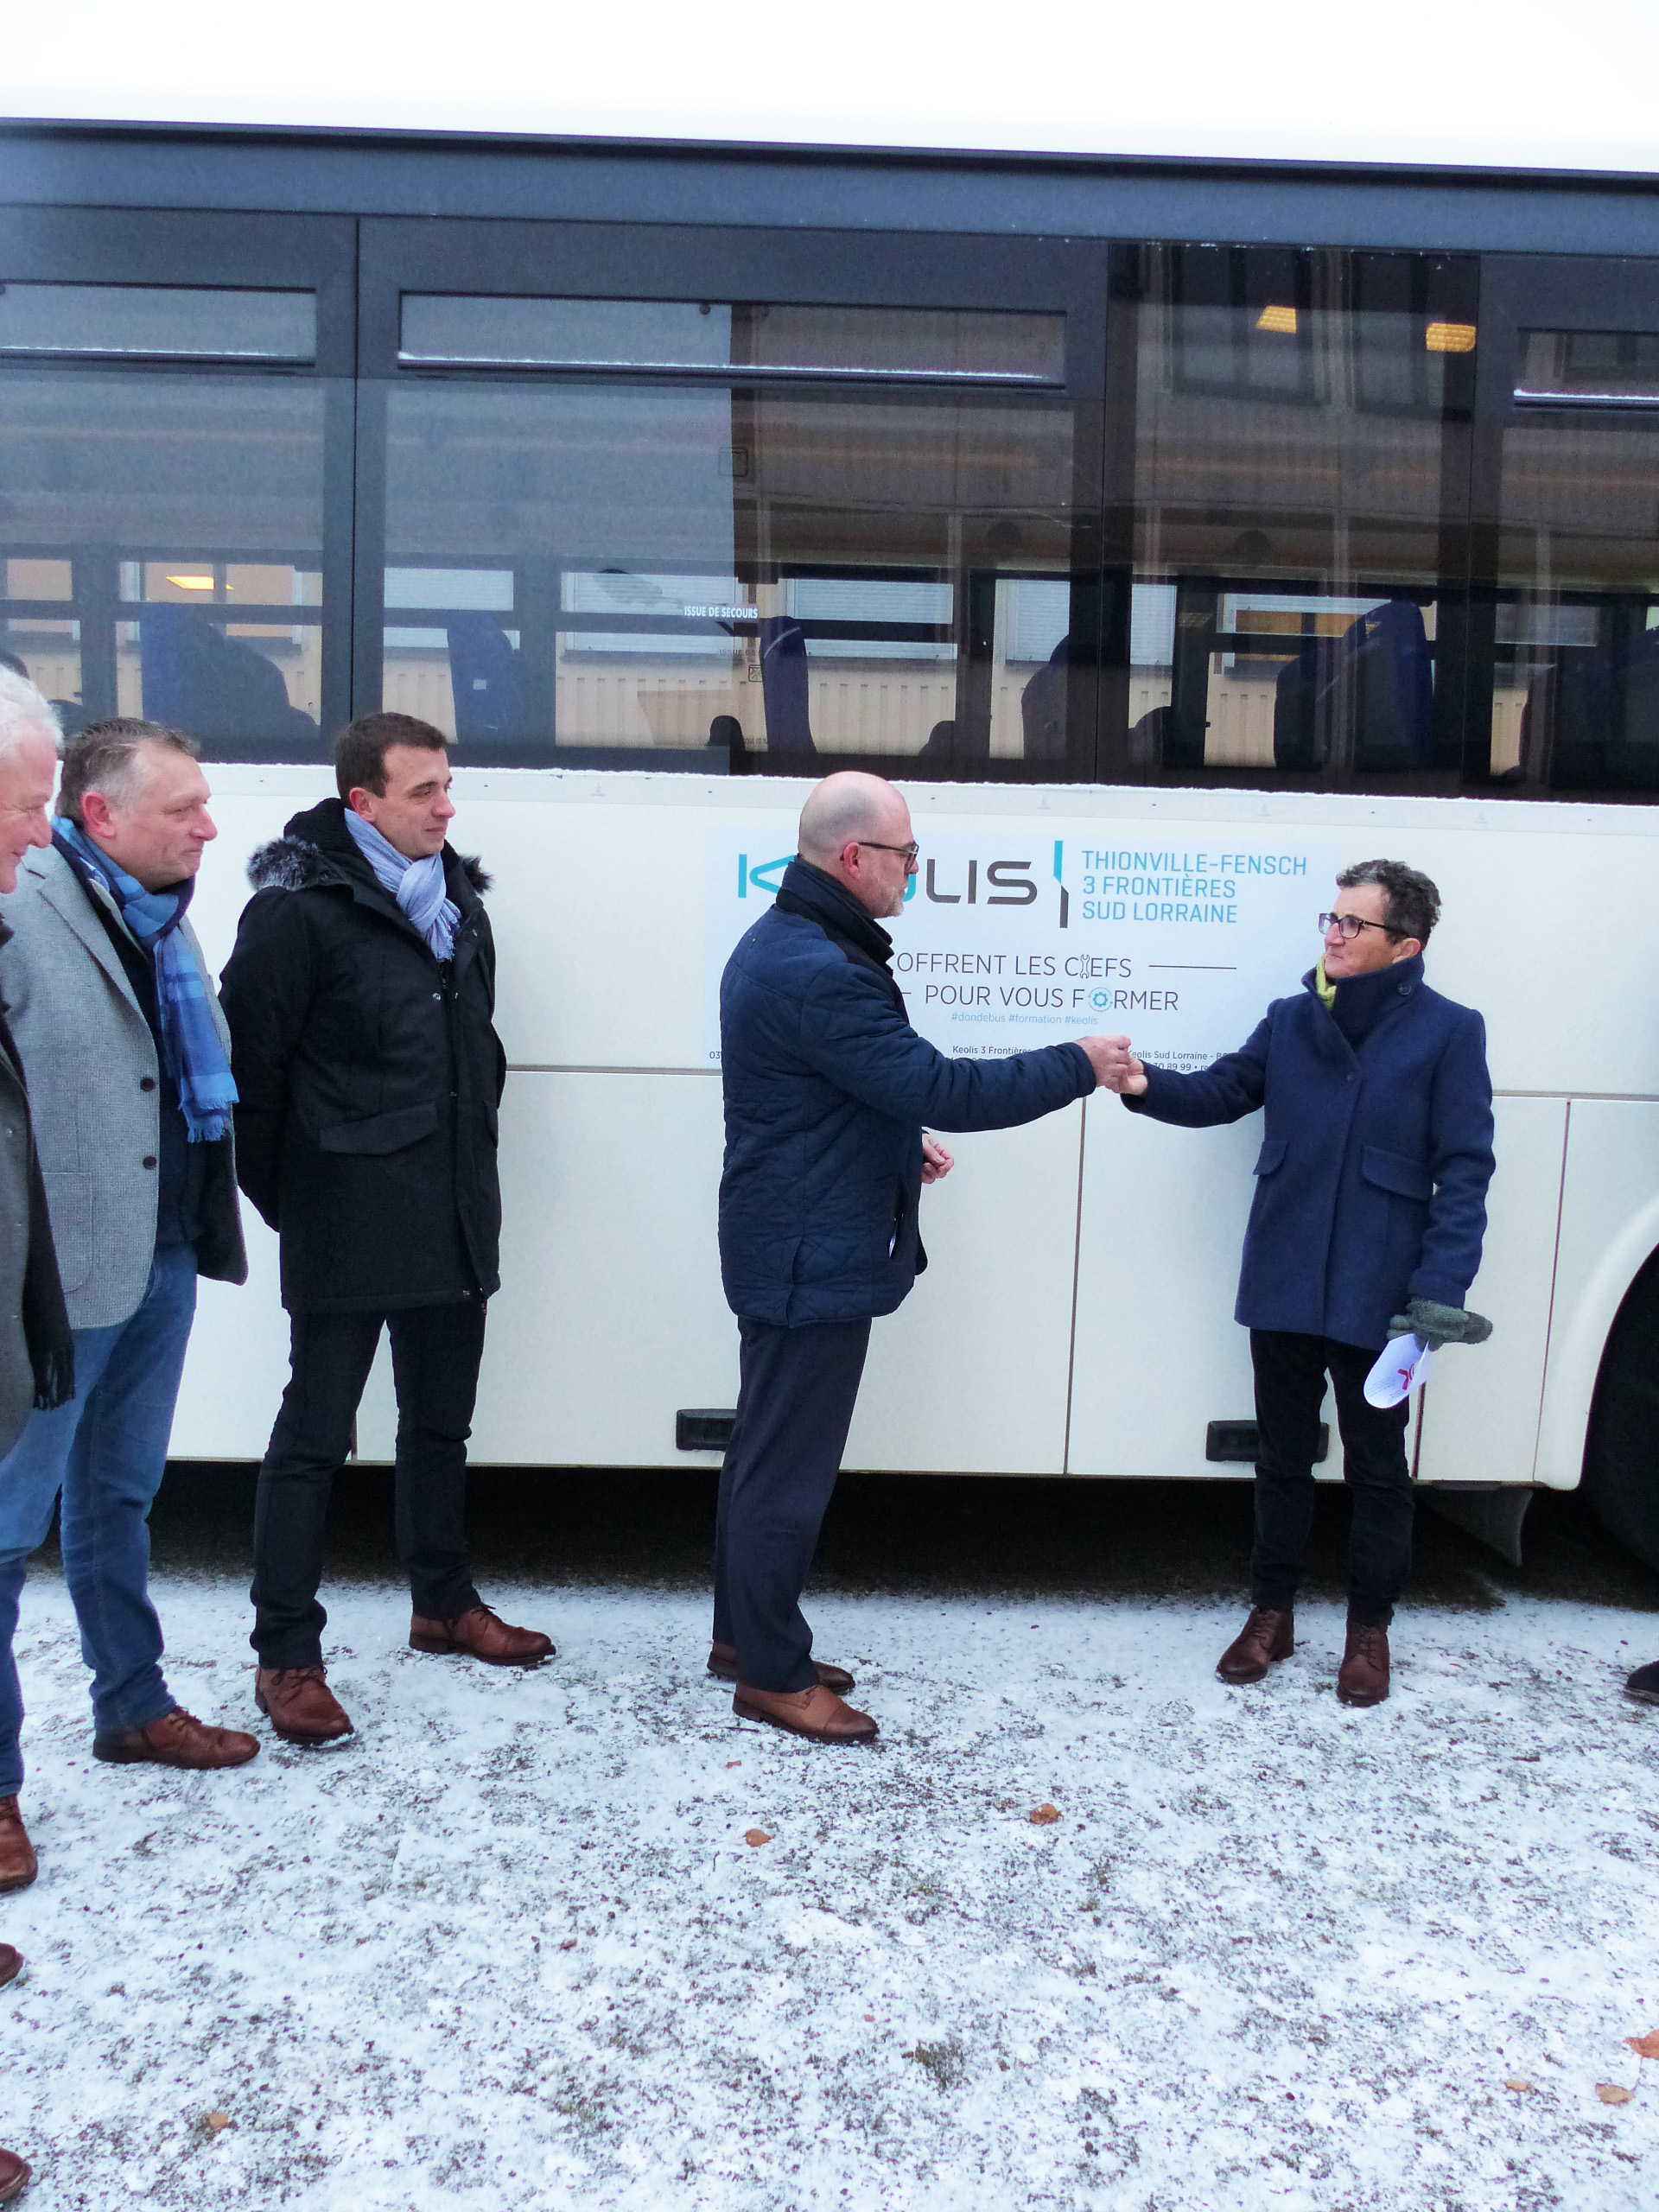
[0,699,257,1885]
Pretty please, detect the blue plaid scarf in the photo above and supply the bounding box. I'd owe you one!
[54,820,238,1143]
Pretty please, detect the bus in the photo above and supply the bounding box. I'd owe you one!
[4,84,1659,1575]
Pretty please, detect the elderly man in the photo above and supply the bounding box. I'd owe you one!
[715,769,1125,1744]
[0,706,257,1872]
[219,712,550,1751]
[1100,859,1495,1707]
[0,670,77,2207]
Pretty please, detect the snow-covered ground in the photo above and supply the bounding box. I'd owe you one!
[3,1571,1658,2210]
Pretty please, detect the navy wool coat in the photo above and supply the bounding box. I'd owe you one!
[719,860,1096,1326]
[1124,957,1495,1350]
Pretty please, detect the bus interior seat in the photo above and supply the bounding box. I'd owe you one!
[446,613,528,743]
[1020,637,1071,762]
[1524,626,1659,791]
[140,605,318,747]
[758,615,815,753]
[707,711,747,767]
[918,718,957,760]
[1272,600,1433,772]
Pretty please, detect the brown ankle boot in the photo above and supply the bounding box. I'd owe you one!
[1338,1620,1391,1707]
[256,1666,354,1745]
[410,1605,554,1666]
[0,2145,30,2203]
[708,1640,855,1693]
[1217,1606,1294,1684]
[0,1942,19,1989]
[0,1800,37,1895]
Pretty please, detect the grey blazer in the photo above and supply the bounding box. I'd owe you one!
[0,845,247,1329]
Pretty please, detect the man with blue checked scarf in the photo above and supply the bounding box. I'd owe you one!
[221,712,551,1750]
[0,708,257,1866]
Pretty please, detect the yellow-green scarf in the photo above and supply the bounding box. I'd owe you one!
[1314,956,1336,1011]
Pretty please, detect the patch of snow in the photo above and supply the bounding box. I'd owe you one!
[2,1573,1657,2208]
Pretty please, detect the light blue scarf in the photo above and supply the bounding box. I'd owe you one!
[344,810,460,961]
[53,821,238,1143]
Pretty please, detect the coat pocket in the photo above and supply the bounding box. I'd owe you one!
[315,1102,439,1156]
[1253,1138,1288,1177]
[1361,1145,1433,1202]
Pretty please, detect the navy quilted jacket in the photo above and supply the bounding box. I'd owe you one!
[719,860,1096,1325]
[1124,956,1495,1350]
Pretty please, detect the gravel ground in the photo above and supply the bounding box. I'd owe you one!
[3,1518,1658,2211]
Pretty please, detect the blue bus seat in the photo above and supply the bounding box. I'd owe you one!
[759,616,815,754]
[1273,600,1433,772]
[446,613,528,743]
[140,605,318,747]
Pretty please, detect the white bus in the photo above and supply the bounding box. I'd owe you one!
[4,48,1659,1573]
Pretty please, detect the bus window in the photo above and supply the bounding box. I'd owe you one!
[1125,245,1472,790]
[376,334,1084,772]
[1487,375,1659,792]
[0,363,331,759]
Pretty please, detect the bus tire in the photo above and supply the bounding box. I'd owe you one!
[1583,1249,1659,1573]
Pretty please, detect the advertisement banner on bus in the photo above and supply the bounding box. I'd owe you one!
[705,823,1344,1070]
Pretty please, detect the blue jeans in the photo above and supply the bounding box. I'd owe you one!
[0,1244,198,1796]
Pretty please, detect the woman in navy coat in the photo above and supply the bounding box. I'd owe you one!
[1106,859,1495,1708]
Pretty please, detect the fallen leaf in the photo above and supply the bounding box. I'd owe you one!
[1029,1803,1062,1827]
[203,2113,234,2133]
[1503,2079,1531,2094]
[1627,2032,1659,2060]
[1596,2083,1634,2105]
[862,2014,874,2023]
[745,1828,772,1847]
[726,1760,741,1769]
[558,1939,577,1952]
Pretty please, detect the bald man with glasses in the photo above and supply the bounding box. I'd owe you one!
[715,771,1126,1743]
[1096,859,1496,1707]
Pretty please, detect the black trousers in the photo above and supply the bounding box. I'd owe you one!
[1249,1329,1414,1628]
[712,1315,872,1694]
[250,1299,486,1668]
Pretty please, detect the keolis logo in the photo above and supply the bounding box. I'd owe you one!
[738,842,1072,925]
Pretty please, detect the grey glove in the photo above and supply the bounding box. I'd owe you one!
[1387,1298,1493,1351]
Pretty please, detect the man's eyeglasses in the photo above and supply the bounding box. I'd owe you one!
[1319,912,1403,941]
[857,840,920,864]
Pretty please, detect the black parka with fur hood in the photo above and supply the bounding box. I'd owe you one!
[219,798,506,1313]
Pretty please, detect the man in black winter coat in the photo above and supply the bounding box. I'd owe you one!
[219,713,551,1747]
[714,771,1125,1745]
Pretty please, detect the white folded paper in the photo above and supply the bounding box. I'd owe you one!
[1363,1333,1433,1408]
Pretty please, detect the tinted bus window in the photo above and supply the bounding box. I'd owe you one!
[1124,245,1474,791]
[0,365,332,758]
[375,373,1083,770]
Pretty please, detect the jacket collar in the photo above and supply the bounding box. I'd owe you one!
[1301,952,1426,1056]
[774,857,895,969]
[252,798,484,922]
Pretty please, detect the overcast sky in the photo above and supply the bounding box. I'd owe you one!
[7,0,1659,174]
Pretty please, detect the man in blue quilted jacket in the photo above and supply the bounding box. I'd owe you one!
[714,772,1122,1744]
[1103,859,1496,1708]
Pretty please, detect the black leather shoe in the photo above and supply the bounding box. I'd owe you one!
[1624,1659,1659,1706]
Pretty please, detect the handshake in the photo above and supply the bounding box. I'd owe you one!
[1077,1034,1147,1096]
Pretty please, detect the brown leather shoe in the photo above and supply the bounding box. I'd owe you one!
[1338,1620,1391,1707]
[0,2147,29,2204]
[732,1682,879,1743]
[409,1605,554,1666]
[0,1801,37,1895]
[1217,1606,1295,1684]
[94,1706,259,1769]
[708,1640,855,1694]
[0,1942,19,1989]
[256,1666,354,1745]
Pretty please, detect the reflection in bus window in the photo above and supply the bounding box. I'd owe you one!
[0,370,329,756]
[1489,412,1659,791]
[1129,245,1470,786]
[378,374,1083,769]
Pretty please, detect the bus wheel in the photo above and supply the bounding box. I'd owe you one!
[1583,1249,1659,1573]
